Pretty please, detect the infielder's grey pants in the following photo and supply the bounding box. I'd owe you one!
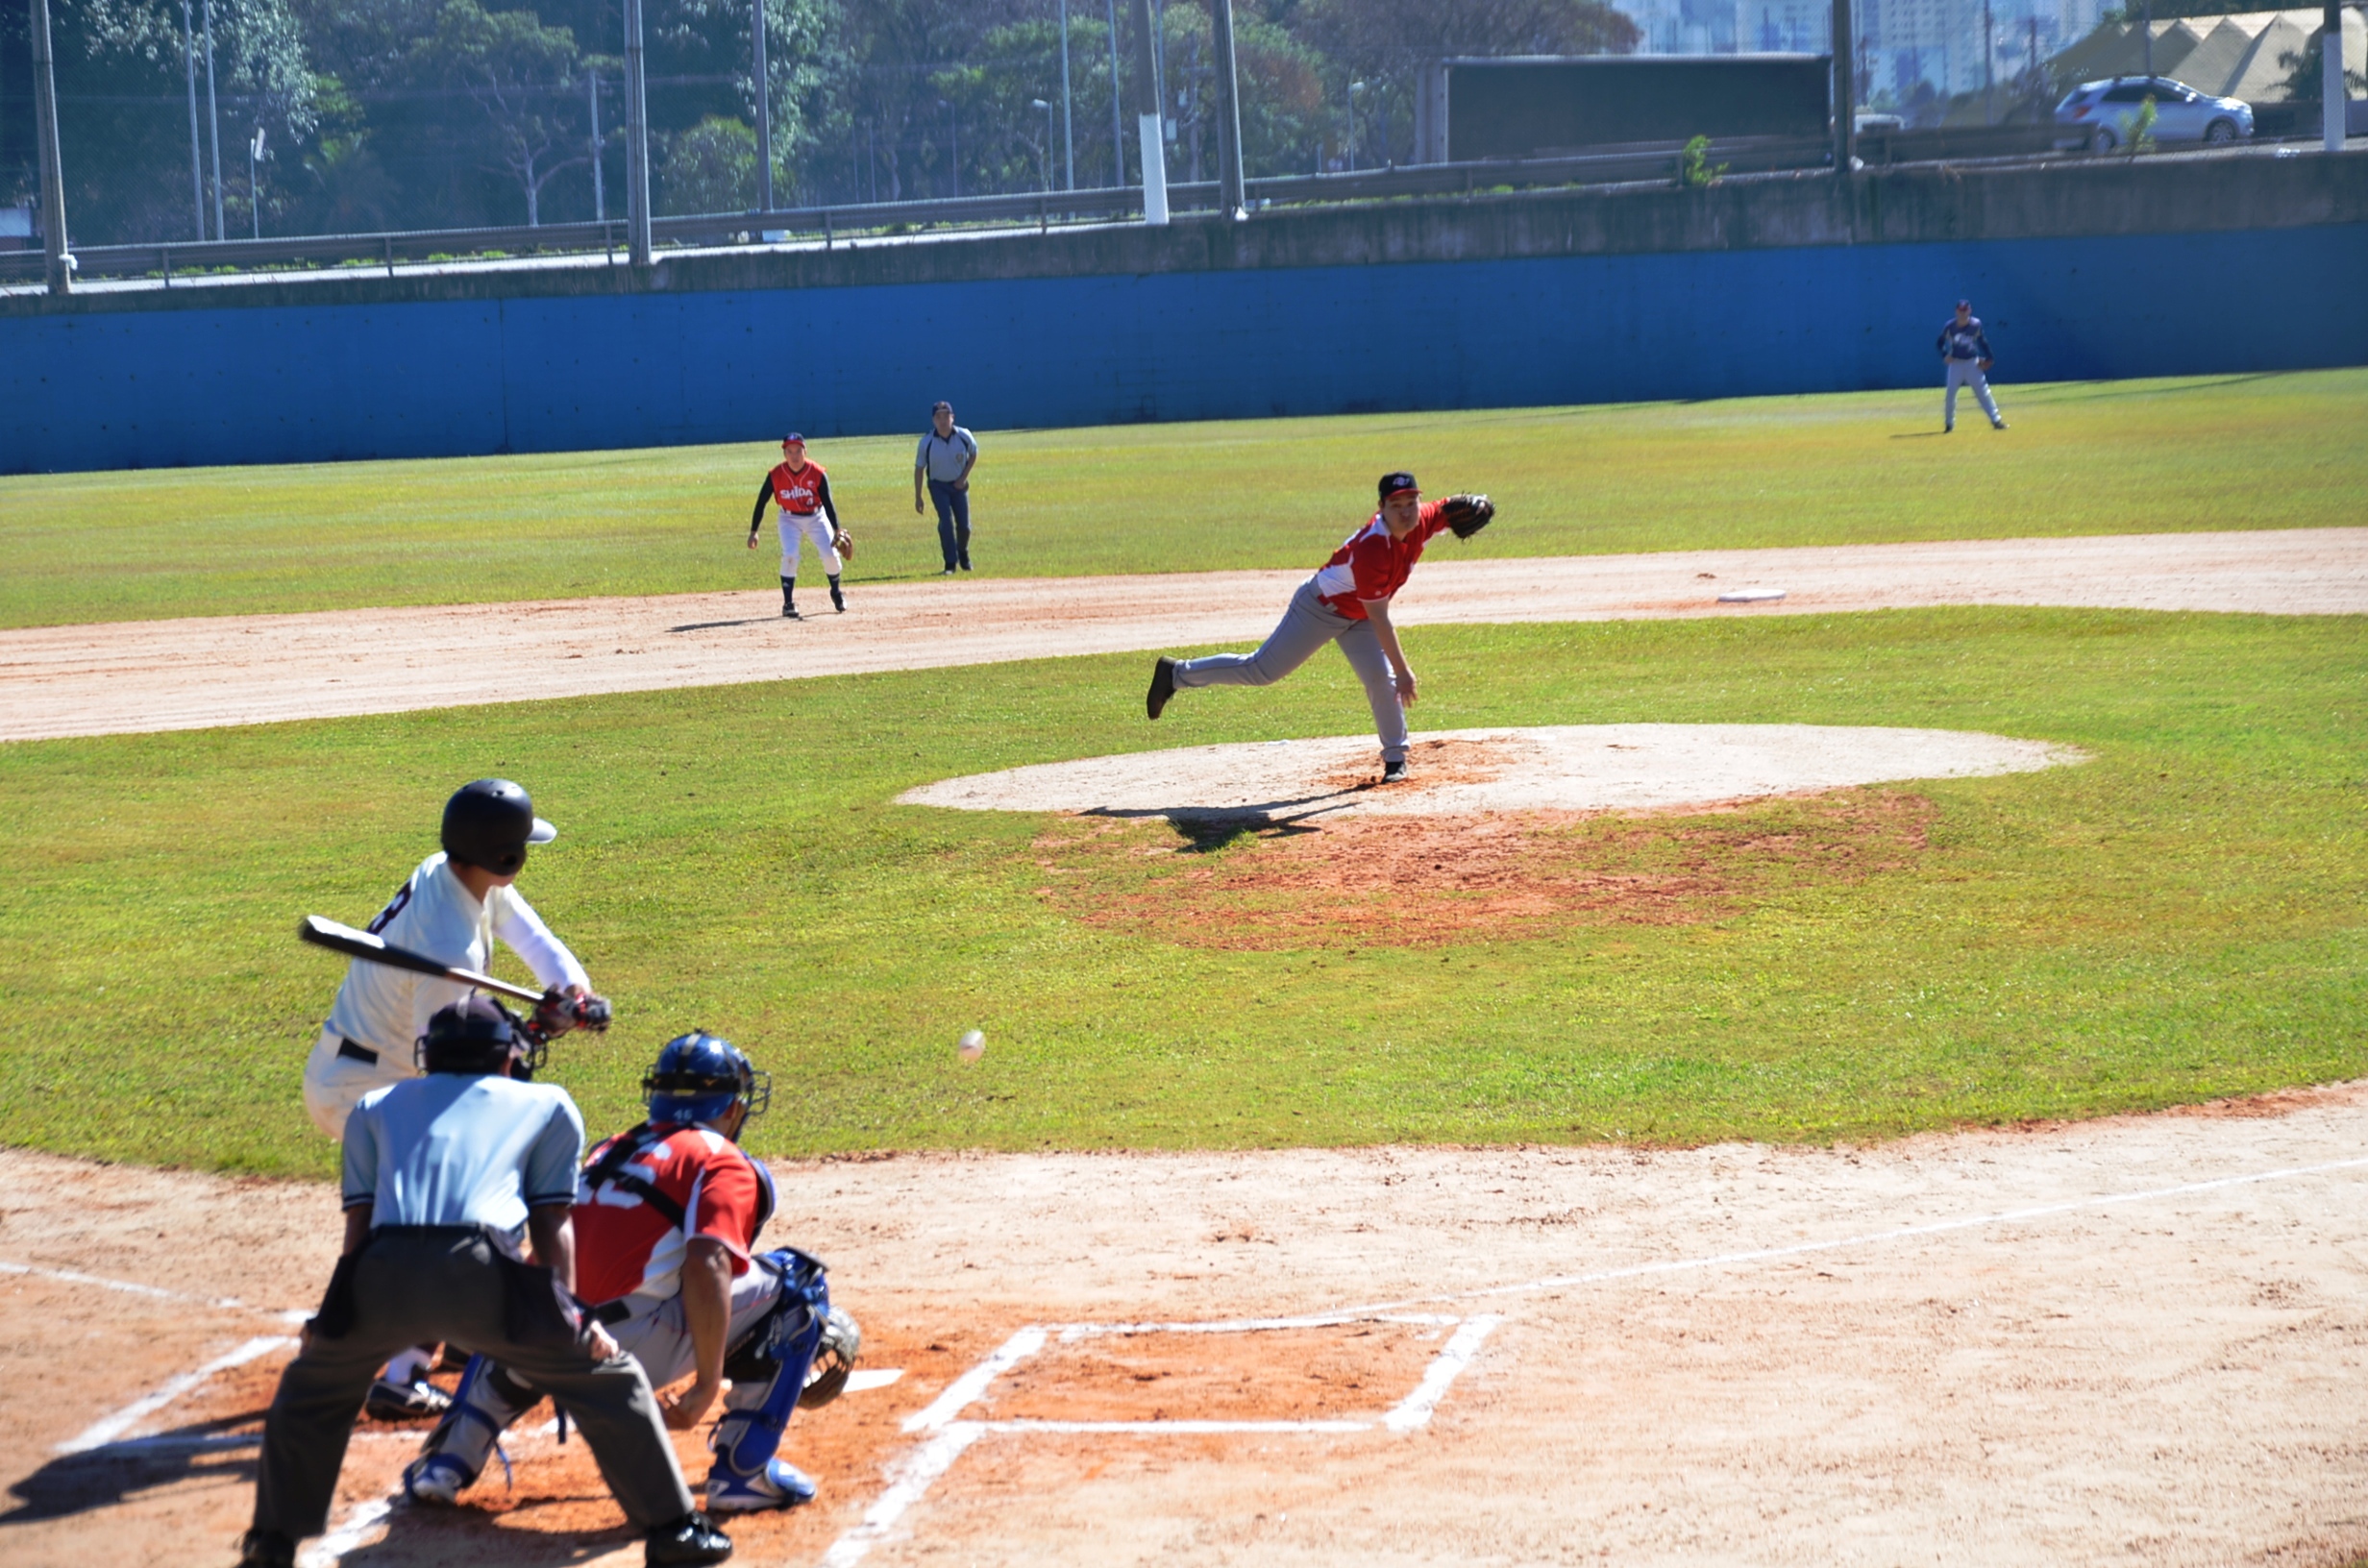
[254,1227,694,1539]
[1172,581,1409,764]
[1945,358,2002,428]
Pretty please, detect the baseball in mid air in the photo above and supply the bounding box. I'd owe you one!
[956,1029,986,1062]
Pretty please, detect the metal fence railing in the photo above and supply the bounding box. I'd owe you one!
[2,136,1861,287]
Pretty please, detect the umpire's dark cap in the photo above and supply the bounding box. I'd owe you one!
[1378,471,1419,502]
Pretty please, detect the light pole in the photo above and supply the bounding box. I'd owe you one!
[1106,0,1125,187]
[181,0,204,240]
[249,124,265,238]
[30,0,70,293]
[1346,80,1365,171]
[1982,0,1995,126]
[1210,0,1246,218]
[940,99,959,197]
[1032,98,1054,191]
[1058,0,1075,191]
[203,0,223,241]
[625,0,652,264]
[587,71,604,224]
[752,0,772,213]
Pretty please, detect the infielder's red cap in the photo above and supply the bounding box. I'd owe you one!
[1378,471,1418,502]
[782,431,806,444]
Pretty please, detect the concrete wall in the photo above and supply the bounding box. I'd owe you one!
[6,154,2365,473]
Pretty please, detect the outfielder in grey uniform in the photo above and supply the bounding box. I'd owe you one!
[1938,300,2008,431]
[237,999,731,1568]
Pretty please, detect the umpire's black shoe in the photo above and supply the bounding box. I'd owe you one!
[235,1530,296,1568]
[1382,758,1409,785]
[1147,657,1178,721]
[646,1510,734,1565]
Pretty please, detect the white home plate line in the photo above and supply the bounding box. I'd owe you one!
[824,1312,1501,1568]
[1330,1153,2368,1319]
[58,1335,295,1454]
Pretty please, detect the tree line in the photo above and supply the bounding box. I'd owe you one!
[0,0,1638,246]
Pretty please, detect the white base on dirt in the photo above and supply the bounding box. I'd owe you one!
[899,723,2083,820]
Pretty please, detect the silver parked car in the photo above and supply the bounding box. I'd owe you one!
[2056,76,2255,150]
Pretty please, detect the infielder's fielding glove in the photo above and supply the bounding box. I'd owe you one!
[1440,493,1495,539]
[833,529,855,561]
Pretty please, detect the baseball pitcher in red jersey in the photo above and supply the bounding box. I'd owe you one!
[749,433,852,619]
[1146,472,1494,783]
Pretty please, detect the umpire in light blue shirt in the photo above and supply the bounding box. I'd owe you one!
[239,998,731,1568]
[912,400,981,574]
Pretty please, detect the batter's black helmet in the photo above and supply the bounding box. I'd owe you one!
[441,779,555,876]
[416,996,536,1076]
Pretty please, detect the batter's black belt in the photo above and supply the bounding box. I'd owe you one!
[336,1038,380,1066]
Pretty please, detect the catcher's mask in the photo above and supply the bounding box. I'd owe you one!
[644,1031,772,1129]
[417,996,542,1077]
[441,778,555,877]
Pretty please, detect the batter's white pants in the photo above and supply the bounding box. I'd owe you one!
[1172,580,1410,764]
[777,511,841,576]
[1945,359,2002,429]
[302,1023,414,1139]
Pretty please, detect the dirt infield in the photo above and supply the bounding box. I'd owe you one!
[9,1086,2368,1568]
[3,527,2362,741]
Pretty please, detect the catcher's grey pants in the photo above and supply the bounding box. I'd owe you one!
[425,1262,788,1482]
[1172,580,1409,764]
[253,1227,693,1539]
[1944,359,2002,428]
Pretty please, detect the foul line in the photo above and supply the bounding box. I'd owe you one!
[59,1335,295,1454]
[0,1258,306,1320]
[1330,1153,2368,1318]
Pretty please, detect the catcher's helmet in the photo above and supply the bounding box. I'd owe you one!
[645,1032,772,1128]
[441,779,555,877]
[417,996,539,1077]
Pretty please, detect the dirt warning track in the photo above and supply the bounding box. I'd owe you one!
[8,1087,2368,1567]
[2,527,2361,742]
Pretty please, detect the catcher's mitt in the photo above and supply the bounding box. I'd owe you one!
[800,1305,862,1409]
[1440,493,1494,540]
[832,529,855,562]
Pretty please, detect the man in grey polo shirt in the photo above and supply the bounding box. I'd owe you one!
[238,998,731,1568]
[912,400,980,574]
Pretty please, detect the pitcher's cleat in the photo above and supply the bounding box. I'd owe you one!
[1381,758,1409,784]
[1147,657,1178,720]
[705,1458,818,1513]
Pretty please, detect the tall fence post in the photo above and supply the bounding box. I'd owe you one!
[625,0,653,265]
[2326,0,2347,154]
[31,0,72,294]
[1211,0,1246,217]
[1832,0,1856,180]
[752,0,773,214]
[1129,0,1168,223]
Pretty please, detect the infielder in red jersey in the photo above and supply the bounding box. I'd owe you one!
[404,1033,859,1517]
[748,433,850,619]
[1146,472,1494,784]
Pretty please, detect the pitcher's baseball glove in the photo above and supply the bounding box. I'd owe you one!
[833,529,855,561]
[1440,494,1494,539]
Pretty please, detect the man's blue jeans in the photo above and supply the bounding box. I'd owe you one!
[927,478,971,571]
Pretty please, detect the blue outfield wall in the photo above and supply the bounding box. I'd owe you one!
[6,222,2367,472]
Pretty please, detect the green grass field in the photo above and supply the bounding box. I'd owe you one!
[2,368,2361,628]
[3,607,2361,1178]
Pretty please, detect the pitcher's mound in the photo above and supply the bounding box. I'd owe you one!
[899,724,2083,821]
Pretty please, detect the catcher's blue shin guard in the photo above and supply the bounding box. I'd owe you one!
[408,1353,533,1497]
[707,1250,828,1506]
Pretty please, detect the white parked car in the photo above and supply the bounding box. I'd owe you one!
[2055,76,2254,150]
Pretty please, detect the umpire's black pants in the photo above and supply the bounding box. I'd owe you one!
[253,1227,695,1539]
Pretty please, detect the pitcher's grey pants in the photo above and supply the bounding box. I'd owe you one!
[1945,359,2002,428]
[254,1227,695,1540]
[1172,580,1409,764]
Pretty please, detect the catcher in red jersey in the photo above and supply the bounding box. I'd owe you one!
[748,433,852,619]
[1146,473,1494,783]
[404,1032,859,1516]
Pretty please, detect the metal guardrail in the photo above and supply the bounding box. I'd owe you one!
[0,136,1850,287]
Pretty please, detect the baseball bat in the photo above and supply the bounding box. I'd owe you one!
[298,914,545,1005]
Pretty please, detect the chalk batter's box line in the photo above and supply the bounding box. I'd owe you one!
[817,1312,1502,1568]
